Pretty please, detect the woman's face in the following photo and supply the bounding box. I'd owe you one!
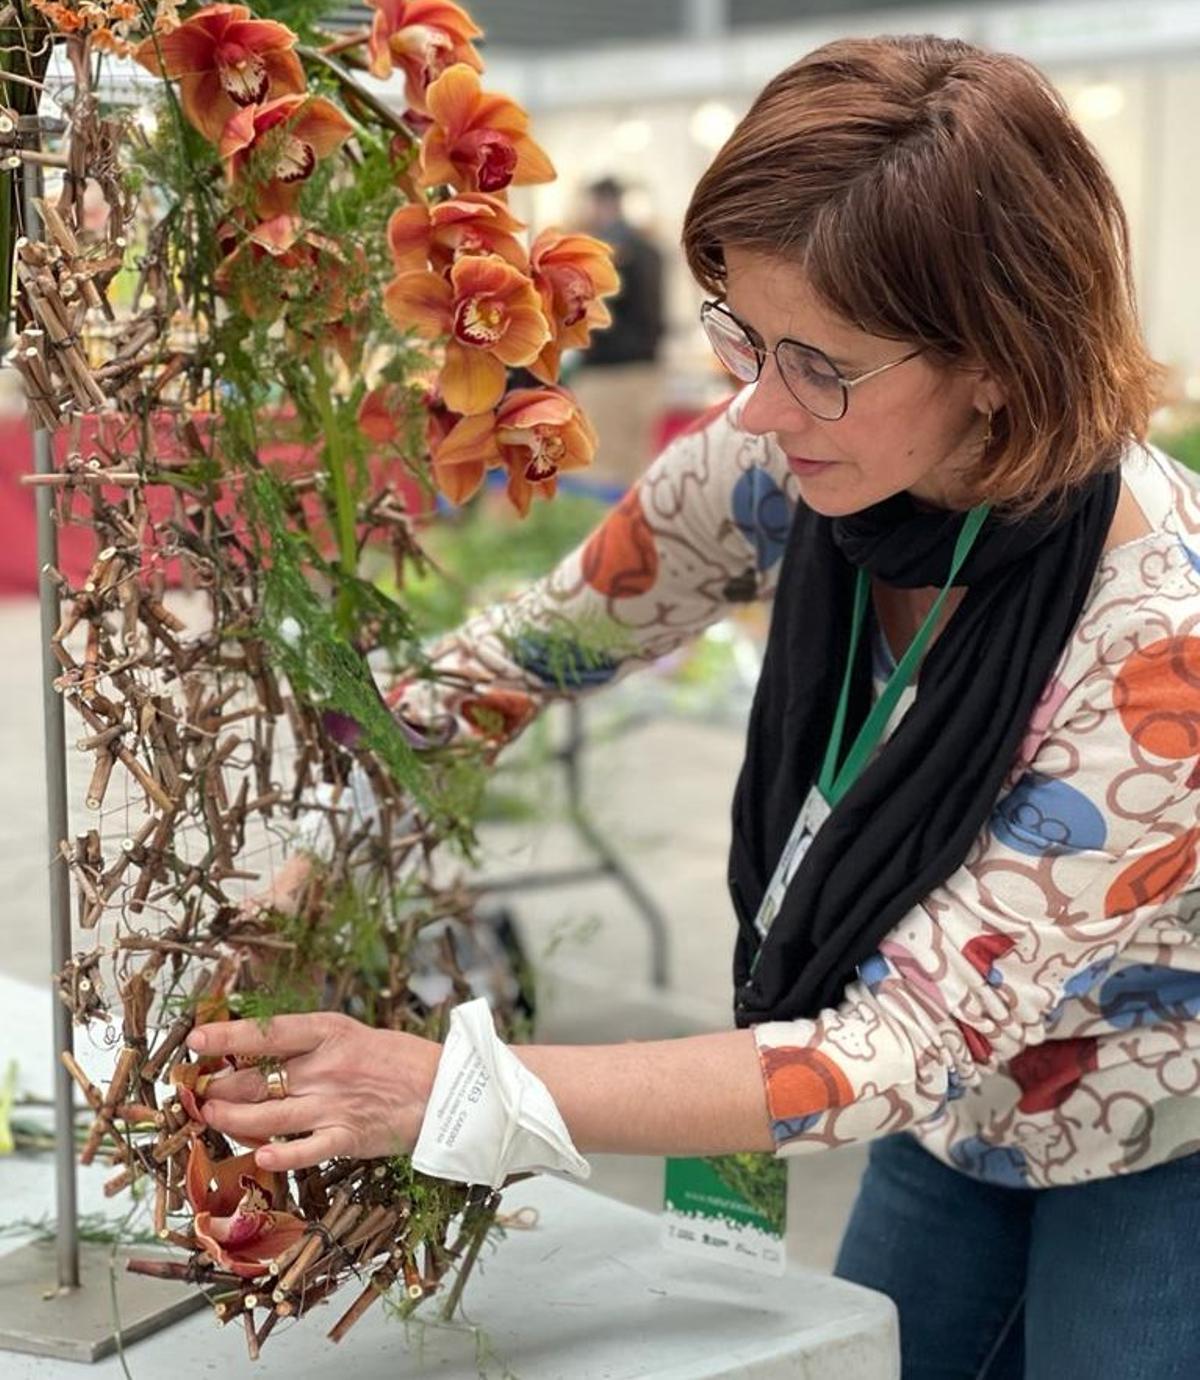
[722,247,1000,516]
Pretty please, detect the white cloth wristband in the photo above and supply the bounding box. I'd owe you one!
[412,998,591,1191]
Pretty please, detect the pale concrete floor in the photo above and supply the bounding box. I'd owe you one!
[0,596,865,1278]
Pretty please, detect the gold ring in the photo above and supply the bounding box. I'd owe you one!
[264,1066,289,1101]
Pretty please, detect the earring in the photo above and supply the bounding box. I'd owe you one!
[982,408,994,453]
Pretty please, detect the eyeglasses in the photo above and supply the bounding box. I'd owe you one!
[699,300,924,421]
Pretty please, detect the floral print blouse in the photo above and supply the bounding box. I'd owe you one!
[389,389,1200,1188]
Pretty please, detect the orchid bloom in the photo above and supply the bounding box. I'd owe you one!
[366,0,483,112]
[358,383,407,447]
[217,219,365,347]
[359,383,455,459]
[133,4,305,145]
[527,229,620,383]
[185,1139,306,1279]
[169,1054,233,1124]
[220,93,354,219]
[384,253,550,415]
[387,192,528,276]
[212,213,301,316]
[420,64,554,194]
[432,386,596,514]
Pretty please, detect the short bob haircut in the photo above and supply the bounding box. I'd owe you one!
[682,34,1163,515]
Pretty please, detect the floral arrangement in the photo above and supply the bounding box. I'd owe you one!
[8,0,618,1355]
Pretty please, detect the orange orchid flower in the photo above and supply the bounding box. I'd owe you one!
[384,253,550,415]
[216,220,365,339]
[220,93,354,220]
[169,1053,234,1124]
[358,382,410,447]
[366,0,483,112]
[527,229,620,383]
[185,1140,305,1280]
[420,64,554,194]
[387,192,527,276]
[432,385,596,514]
[133,4,305,145]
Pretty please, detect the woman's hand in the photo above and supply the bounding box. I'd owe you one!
[187,1012,442,1171]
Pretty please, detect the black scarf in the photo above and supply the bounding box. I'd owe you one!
[730,469,1121,1027]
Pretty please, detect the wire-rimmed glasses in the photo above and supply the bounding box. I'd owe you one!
[700,300,923,421]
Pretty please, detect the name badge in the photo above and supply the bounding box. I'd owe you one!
[753,786,832,939]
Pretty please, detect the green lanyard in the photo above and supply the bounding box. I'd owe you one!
[816,503,990,807]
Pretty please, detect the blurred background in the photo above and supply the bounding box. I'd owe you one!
[343,0,1200,484]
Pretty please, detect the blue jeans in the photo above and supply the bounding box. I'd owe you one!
[834,1132,1200,1379]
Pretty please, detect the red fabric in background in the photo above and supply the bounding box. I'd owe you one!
[0,413,426,596]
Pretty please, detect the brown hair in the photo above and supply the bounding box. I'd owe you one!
[682,34,1163,513]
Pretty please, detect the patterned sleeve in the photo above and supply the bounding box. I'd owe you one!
[754,552,1200,1158]
[386,389,796,748]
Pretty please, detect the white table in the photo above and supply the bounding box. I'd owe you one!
[0,971,898,1378]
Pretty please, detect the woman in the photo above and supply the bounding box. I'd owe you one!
[187,35,1200,1378]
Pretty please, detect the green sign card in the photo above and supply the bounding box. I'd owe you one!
[662,1153,787,1276]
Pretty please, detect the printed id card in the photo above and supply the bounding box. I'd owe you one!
[662,1153,787,1276]
[754,785,832,939]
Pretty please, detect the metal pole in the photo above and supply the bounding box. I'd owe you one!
[35,426,79,1291]
[24,156,80,1290]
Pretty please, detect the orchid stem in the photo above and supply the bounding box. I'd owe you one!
[318,30,370,59]
[310,349,358,629]
[297,44,419,151]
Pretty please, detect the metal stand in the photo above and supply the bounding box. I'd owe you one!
[481,700,671,988]
[0,140,204,1367]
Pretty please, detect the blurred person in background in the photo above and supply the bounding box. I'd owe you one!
[568,175,665,490]
[192,35,1200,1379]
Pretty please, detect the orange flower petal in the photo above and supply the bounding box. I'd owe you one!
[434,410,501,469]
[495,301,551,367]
[406,0,483,43]
[495,388,575,430]
[432,456,488,505]
[511,135,556,186]
[184,1140,279,1217]
[424,62,485,139]
[291,97,356,159]
[504,468,535,516]
[432,192,525,235]
[252,181,303,219]
[473,89,530,135]
[533,230,620,301]
[358,386,403,445]
[248,213,303,253]
[260,46,307,98]
[387,204,433,273]
[384,269,453,336]
[227,17,300,57]
[368,10,396,79]
[218,100,259,159]
[195,1209,306,1279]
[418,128,458,189]
[448,251,520,298]
[133,4,249,78]
[526,346,558,386]
[180,70,234,144]
[439,342,506,414]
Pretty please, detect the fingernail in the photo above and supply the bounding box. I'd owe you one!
[256,1149,275,1168]
[187,1031,207,1052]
